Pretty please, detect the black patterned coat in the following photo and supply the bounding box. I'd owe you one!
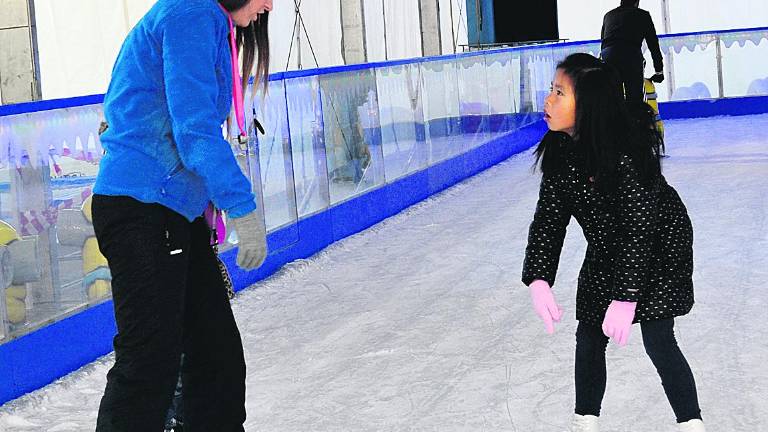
[522,135,694,324]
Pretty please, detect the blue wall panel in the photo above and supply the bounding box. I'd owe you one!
[384,170,432,218]
[659,96,768,119]
[0,344,15,404]
[0,301,116,400]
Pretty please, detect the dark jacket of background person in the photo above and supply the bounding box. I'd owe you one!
[601,4,664,101]
[601,5,664,72]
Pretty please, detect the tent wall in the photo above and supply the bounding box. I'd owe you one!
[33,0,156,100]
[25,0,765,101]
[29,0,463,100]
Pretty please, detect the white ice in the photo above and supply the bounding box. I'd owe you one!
[1,114,767,431]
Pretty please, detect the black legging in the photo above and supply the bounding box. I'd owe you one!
[575,319,702,423]
[601,47,645,102]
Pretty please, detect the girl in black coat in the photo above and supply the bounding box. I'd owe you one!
[521,53,705,432]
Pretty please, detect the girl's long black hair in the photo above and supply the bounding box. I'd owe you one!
[219,0,270,93]
[534,53,664,192]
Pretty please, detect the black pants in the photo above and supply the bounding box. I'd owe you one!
[601,47,645,102]
[92,195,246,432]
[575,319,701,423]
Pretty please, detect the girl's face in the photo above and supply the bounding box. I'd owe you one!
[544,69,576,136]
[231,0,273,27]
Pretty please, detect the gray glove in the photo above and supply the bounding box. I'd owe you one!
[230,211,267,270]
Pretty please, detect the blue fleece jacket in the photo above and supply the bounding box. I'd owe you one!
[94,0,257,222]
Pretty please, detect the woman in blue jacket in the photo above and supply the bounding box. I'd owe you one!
[92,0,272,430]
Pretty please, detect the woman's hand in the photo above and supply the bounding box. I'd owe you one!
[230,212,267,270]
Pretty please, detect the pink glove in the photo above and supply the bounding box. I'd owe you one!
[529,279,563,334]
[602,301,637,346]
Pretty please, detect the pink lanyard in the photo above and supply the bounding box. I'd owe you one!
[219,4,246,138]
[207,5,248,245]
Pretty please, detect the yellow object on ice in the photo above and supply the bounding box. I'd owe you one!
[6,286,26,300]
[83,236,111,300]
[83,237,108,274]
[0,221,26,324]
[0,220,20,245]
[6,296,26,324]
[88,280,111,300]
[80,196,112,300]
[81,195,93,223]
[644,78,665,138]
[6,284,27,325]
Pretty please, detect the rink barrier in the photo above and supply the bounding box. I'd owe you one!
[0,94,104,117]
[9,91,764,404]
[0,119,547,405]
[7,91,763,403]
[222,119,548,290]
[1,24,767,406]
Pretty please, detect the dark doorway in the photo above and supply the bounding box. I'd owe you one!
[493,0,559,44]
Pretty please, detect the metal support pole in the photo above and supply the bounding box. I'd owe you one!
[28,0,41,100]
[0,255,7,340]
[381,0,389,61]
[715,34,724,98]
[0,0,39,103]
[418,0,441,57]
[339,0,366,64]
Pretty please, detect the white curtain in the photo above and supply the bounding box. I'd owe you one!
[439,0,468,54]
[667,0,768,33]
[268,1,300,73]
[296,0,344,68]
[383,0,422,60]
[34,0,156,99]
[32,0,344,99]
[363,0,387,62]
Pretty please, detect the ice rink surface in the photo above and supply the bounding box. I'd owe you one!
[1,114,767,431]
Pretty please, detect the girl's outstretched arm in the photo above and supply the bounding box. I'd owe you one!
[522,172,572,287]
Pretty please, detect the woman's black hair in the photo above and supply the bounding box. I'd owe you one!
[219,0,270,93]
[534,53,663,191]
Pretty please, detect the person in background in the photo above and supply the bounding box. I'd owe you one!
[601,0,665,101]
[92,0,273,430]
